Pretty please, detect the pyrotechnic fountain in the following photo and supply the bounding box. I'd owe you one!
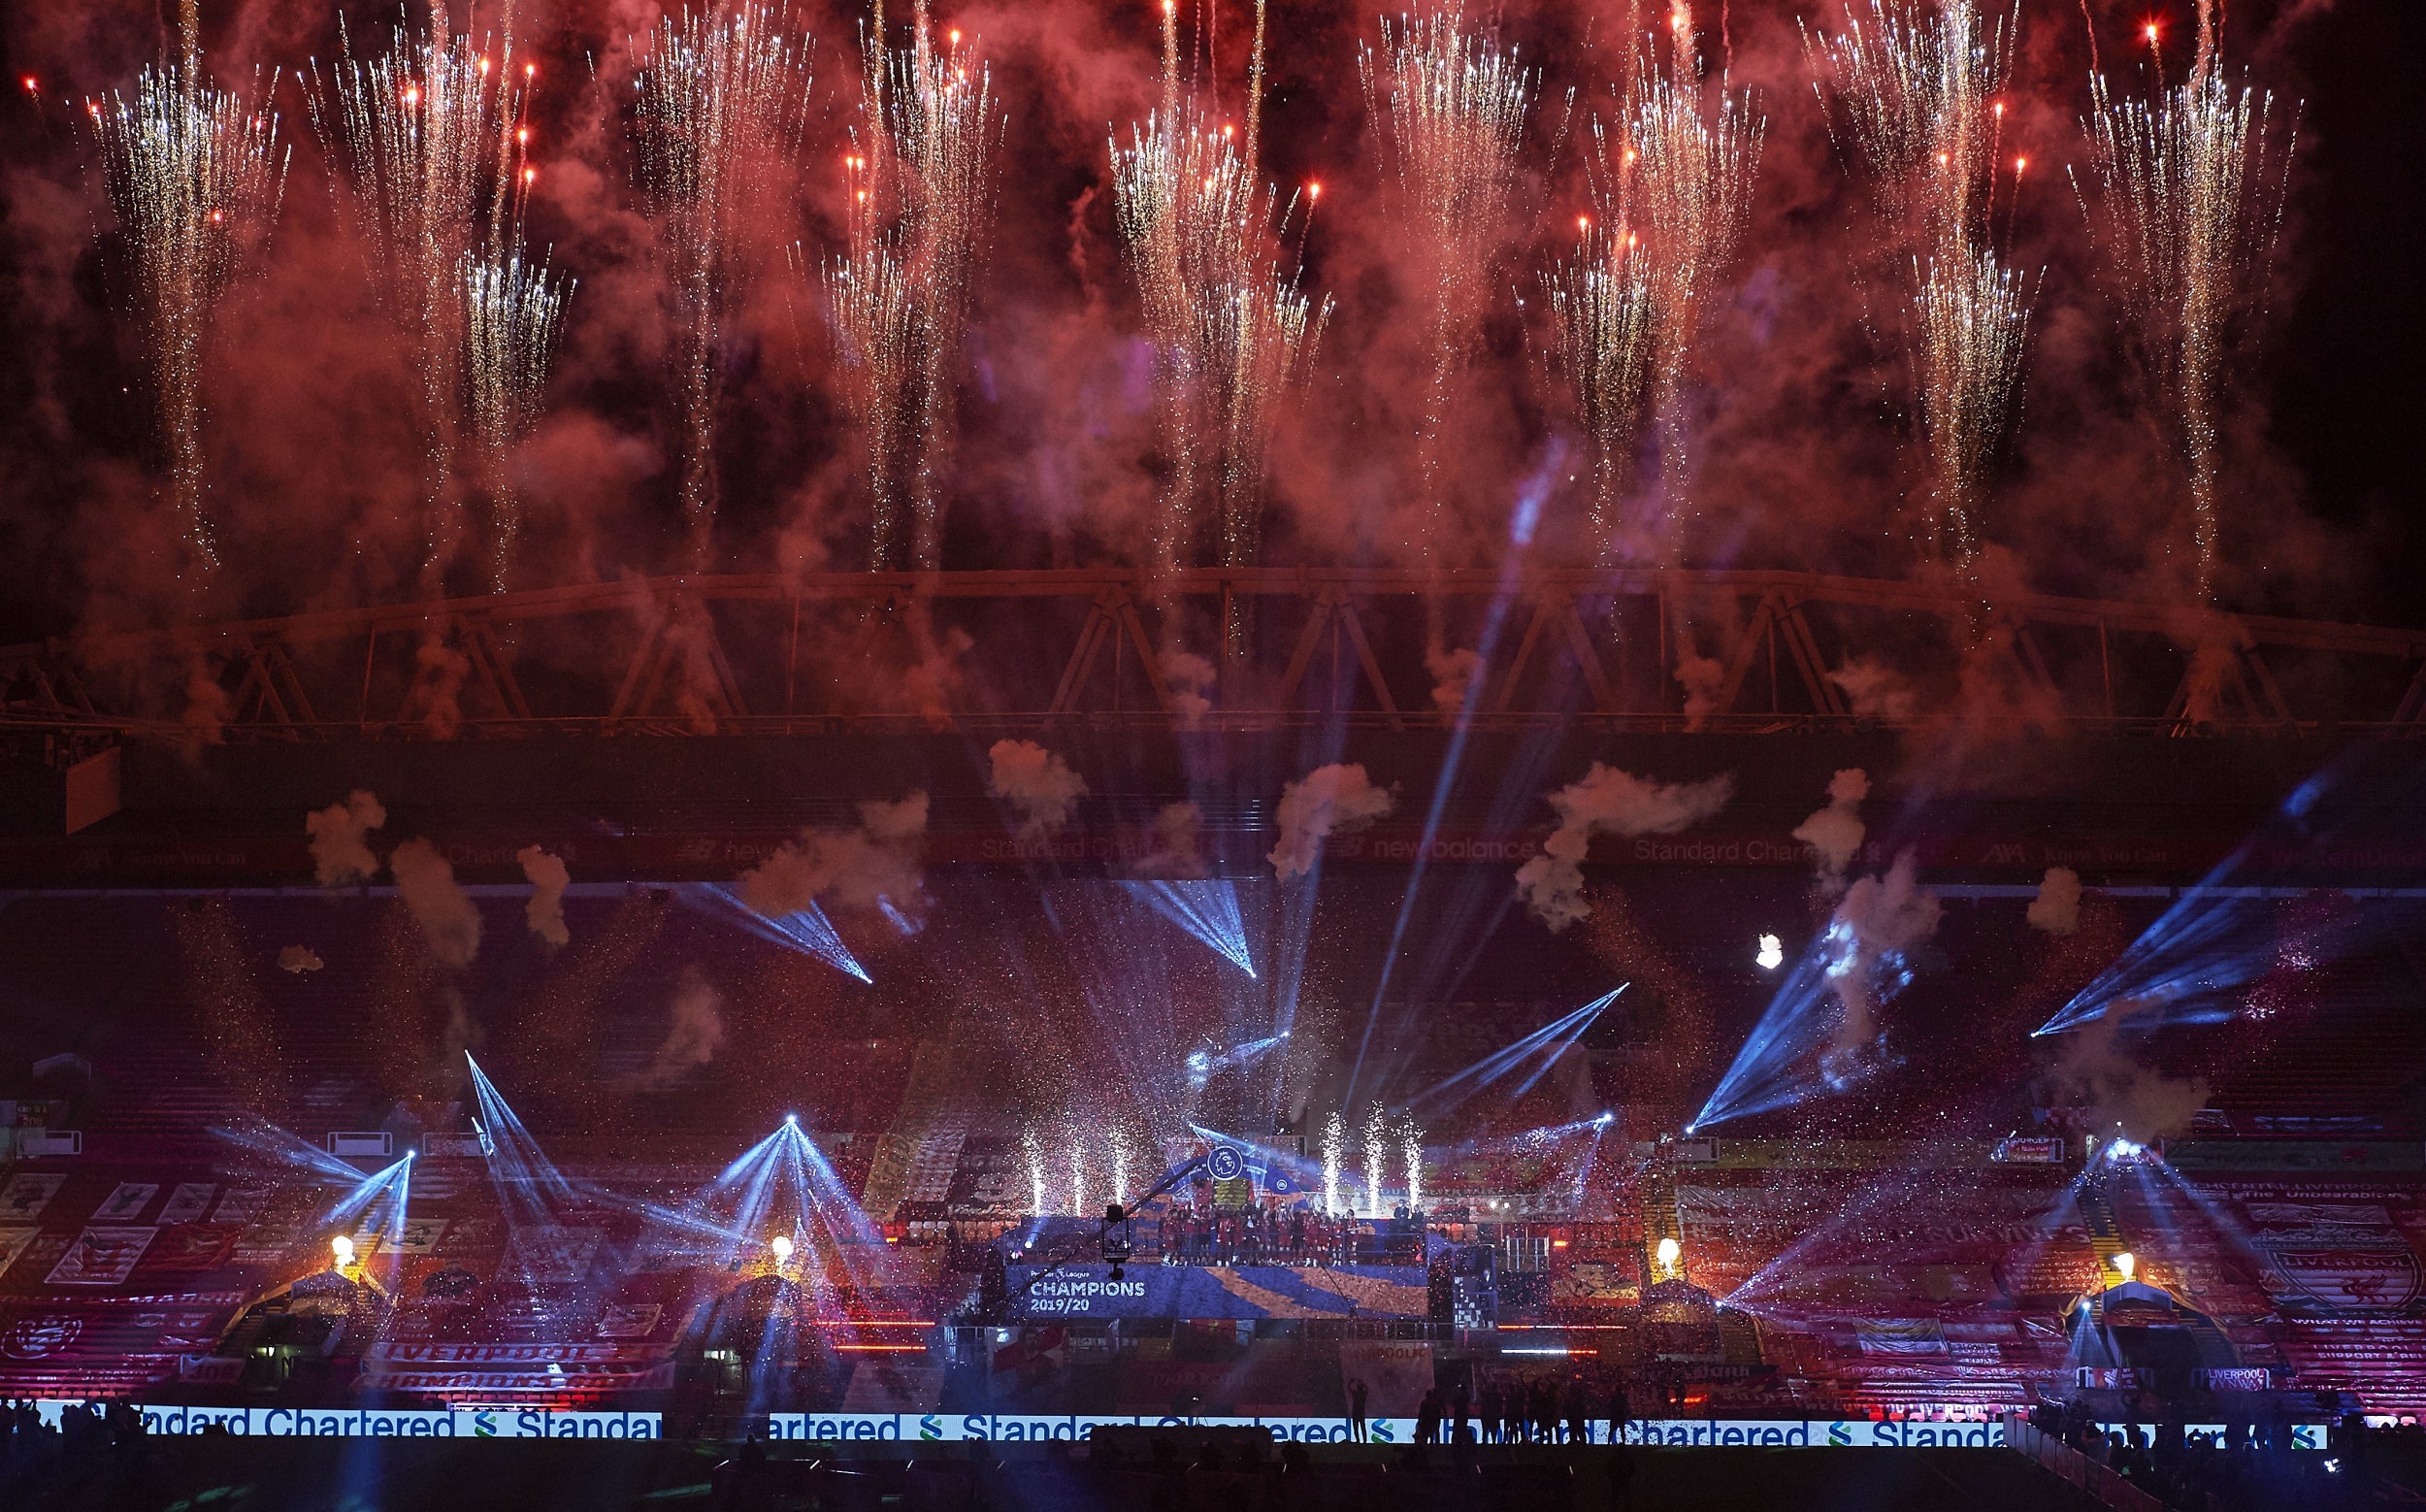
[633,2,810,574]
[309,8,565,590]
[2076,2,2295,605]
[1810,0,2031,590]
[1360,9,1534,578]
[1113,0,1328,576]
[93,24,287,586]
[1557,7,1764,558]
[823,0,1001,572]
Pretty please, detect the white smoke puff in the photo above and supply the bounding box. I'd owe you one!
[1791,769,1870,888]
[1426,646,1484,715]
[182,658,231,747]
[305,790,387,888]
[1132,802,1208,878]
[987,740,1089,837]
[1161,650,1216,730]
[1825,849,1942,1047]
[2053,1003,2209,1146]
[517,846,572,947]
[277,945,324,973]
[739,793,931,921]
[1675,654,1727,729]
[2027,866,2083,935]
[1828,658,1920,721]
[1268,764,1395,878]
[410,639,473,740]
[635,969,726,1089]
[388,838,483,969]
[1516,765,1735,930]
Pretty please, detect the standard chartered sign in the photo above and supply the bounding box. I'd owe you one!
[35,1403,661,1438]
[764,1412,2025,1448]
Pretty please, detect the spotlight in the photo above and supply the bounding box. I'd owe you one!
[770,1234,795,1264]
[2113,1251,2136,1283]
[1594,1112,1614,1127]
[1655,1236,1681,1273]
[1755,935,1784,971]
[331,1234,356,1268]
[785,1113,799,1127]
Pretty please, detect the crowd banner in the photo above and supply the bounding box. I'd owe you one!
[761,1411,2029,1448]
[34,1403,662,1439]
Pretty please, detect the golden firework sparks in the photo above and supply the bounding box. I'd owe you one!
[1809,0,2027,582]
[821,0,1001,572]
[1113,3,1330,574]
[93,57,288,582]
[2075,5,2295,604]
[1360,10,1535,568]
[1568,13,1763,559]
[634,2,813,573]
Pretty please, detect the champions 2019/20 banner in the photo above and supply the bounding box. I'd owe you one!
[32,1403,661,1439]
[765,1412,2025,1448]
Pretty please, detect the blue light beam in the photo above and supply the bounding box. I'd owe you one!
[1121,880,1257,977]
[675,883,871,984]
[1408,987,1623,1118]
[2039,750,2426,1036]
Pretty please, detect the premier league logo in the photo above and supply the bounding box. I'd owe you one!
[1206,1144,1247,1182]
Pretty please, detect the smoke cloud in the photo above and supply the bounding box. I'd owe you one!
[2052,1003,2210,1146]
[1161,650,1215,729]
[388,838,482,969]
[277,945,324,973]
[740,793,931,920]
[1824,849,1942,1049]
[305,790,386,888]
[987,740,1089,837]
[1791,768,1870,888]
[1131,801,1208,878]
[2028,866,2084,935]
[1426,646,1483,715]
[1517,766,1735,930]
[517,845,572,947]
[1268,764,1394,879]
[634,968,726,1089]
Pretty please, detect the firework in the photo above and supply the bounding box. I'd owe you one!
[1542,231,1656,552]
[1362,1102,1390,1215]
[1810,0,2026,578]
[465,251,574,590]
[1361,11,1535,565]
[1113,12,1329,573]
[93,60,288,581]
[634,3,812,572]
[2077,43,2294,603]
[824,0,1002,572]
[1912,244,2030,570]
[308,13,523,584]
[1560,18,1763,558]
[1402,1122,1424,1212]
[1322,1109,1344,1214]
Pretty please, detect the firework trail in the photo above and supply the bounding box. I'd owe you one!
[309,11,537,586]
[1361,11,1535,571]
[634,3,812,573]
[93,56,288,583]
[1809,0,2028,581]
[1542,229,1656,552]
[1113,3,1330,574]
[1561,14,1763,560]
[822,0,1002,572]
[465,249,574,588]
[2076,10,2294,604]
